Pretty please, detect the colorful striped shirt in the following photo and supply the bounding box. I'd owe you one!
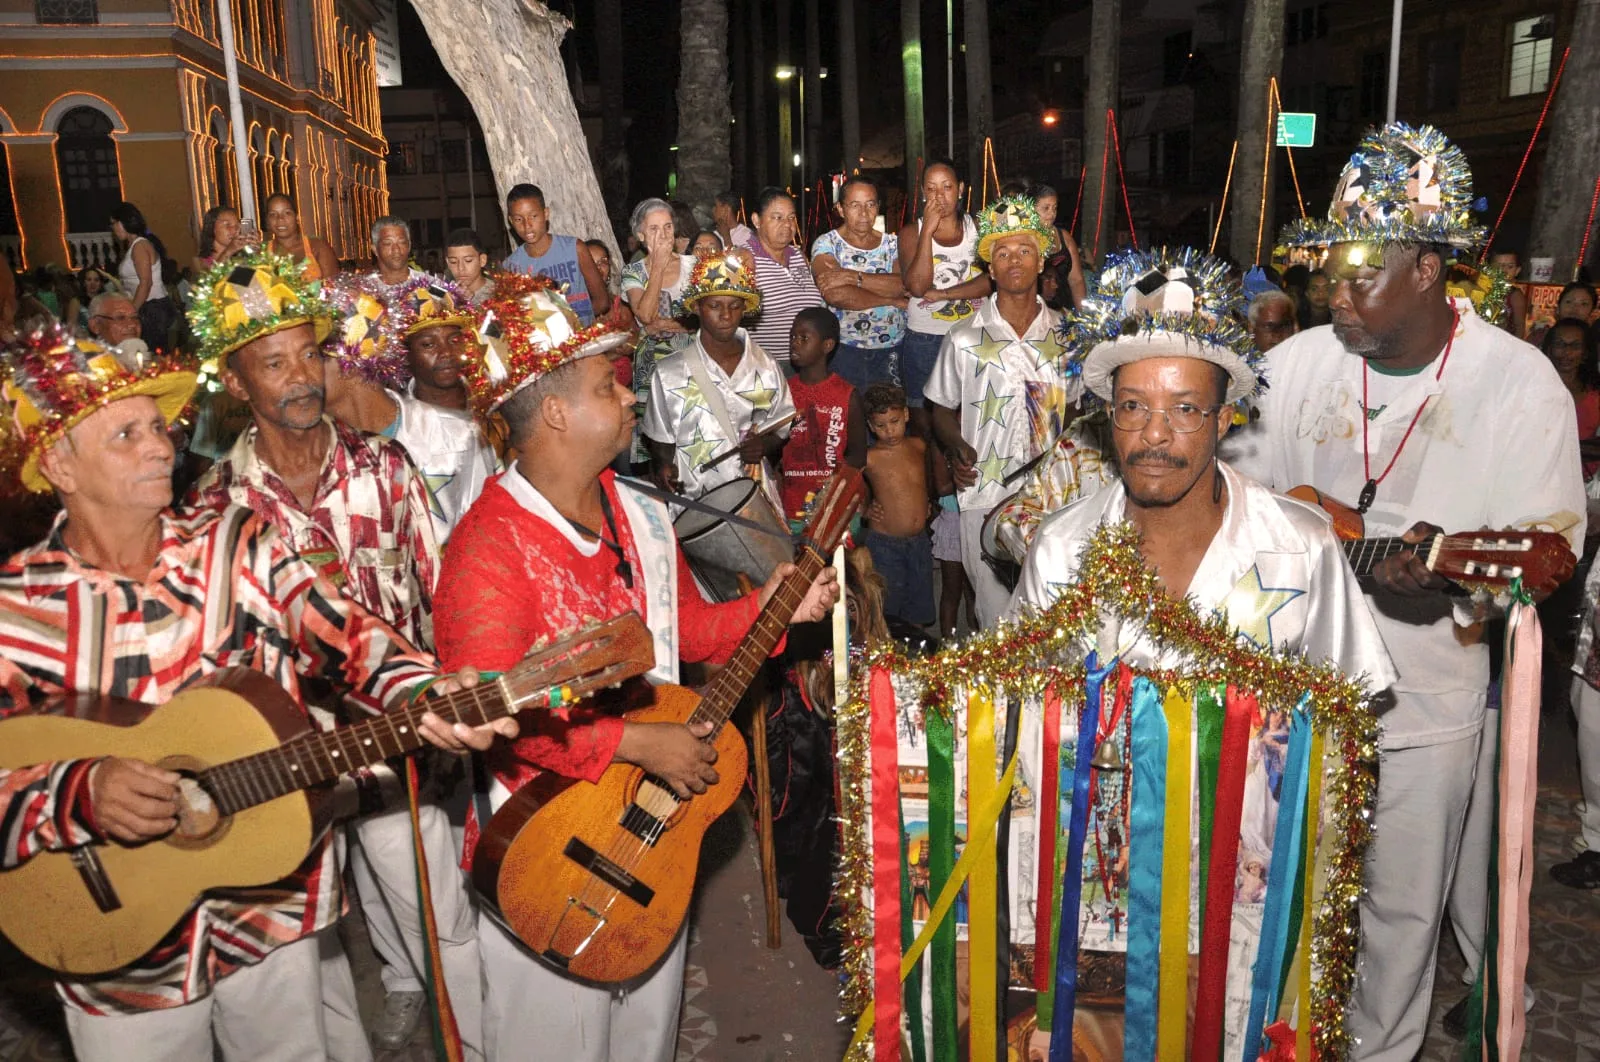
[739,235,826,365]
[0,505,436,1015]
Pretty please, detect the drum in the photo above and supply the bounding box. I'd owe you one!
[674,478,794,603]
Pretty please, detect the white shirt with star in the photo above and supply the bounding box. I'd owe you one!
[923,294,1072,513]
[388,389,500,543]
[642,328,796,502]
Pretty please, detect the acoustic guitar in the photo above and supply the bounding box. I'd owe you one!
[473,466,866,984]
[1287,485,1576,595]
[0,612,654,975]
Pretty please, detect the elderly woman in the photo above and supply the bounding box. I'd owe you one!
[742,186,825,370]
[620,198,698,460]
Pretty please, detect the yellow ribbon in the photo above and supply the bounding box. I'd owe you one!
[967,687,998,1062]
[1158,685,1193,1059]
[1292,727,1326,1058]
[847,745,1021,1055]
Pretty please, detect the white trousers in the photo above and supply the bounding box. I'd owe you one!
[1347,724,1483,1062]
[66,929,371,1062]
[478,911,686,1062]
[1573,675,1600,852]
[958,506,1010,629]
[346,801,485,1059]
[1447,708,1498,981]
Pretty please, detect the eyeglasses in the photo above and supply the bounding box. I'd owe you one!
[1110,400,1221,433]
[93,313,139,324]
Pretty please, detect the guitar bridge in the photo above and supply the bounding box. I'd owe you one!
[69,846,122,913]
[562,838,656,908]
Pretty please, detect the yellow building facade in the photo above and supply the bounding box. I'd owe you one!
[0,0,388,271]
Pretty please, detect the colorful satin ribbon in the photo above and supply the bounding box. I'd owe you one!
[898,799,926,1062]
[1048,652,1116,1062]
[926,709,957,1052]
[1124,677,1167,1062]
[1243,697,1312,1061]
[1294,728,1324,1061]
[403,757,464,1062]
[868,667,903,1062]
[1035,686,1063,999]
[1192,686,1256,1062]
[1196,684,1225,913]
[1495,599,1541,1060]
[968,687,998,1062]
[1158,684,1194,1060]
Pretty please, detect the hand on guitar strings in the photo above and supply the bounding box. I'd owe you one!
[616,720,720,798]
[759,561,841,624]
[414,668,521,753]
[1371,521,1451,598]
[89,757,182,843]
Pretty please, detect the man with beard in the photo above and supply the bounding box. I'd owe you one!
[1010,248,1394,1059]
[1234,124,1584,1060]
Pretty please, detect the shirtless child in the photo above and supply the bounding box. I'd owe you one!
[862,383,937,627]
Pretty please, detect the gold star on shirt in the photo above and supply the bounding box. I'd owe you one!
[975,443,1011,489]
[670,377,710,416]
[971,380,1013,429]
[681,425,720,470]
[1224,565,1306,649]
[968,327,1009,376]
[1027,329,1068,370]
[738,376,778,411]
[421,470,456,523]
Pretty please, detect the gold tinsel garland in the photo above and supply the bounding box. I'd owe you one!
[835,522,1380,1060]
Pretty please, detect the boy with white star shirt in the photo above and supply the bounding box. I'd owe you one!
[645,251,795,507]
[925,196,1075,626]
[1008,249,1394,1059]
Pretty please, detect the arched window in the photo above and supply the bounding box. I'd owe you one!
[54,106,121,233]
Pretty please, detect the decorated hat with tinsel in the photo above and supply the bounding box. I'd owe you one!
[459,272,634,414]
[679,250,762,313]
[187,248,335,370]
[320,273,404,387]
[2,325,197,493]
[1075,247,1263,406]
[1445,261,1511,327]
[975,195,1053,263]
[1280,122,1487,251]
[389,275,478,340]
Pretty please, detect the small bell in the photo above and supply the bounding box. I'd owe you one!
[1089,738,1124,772]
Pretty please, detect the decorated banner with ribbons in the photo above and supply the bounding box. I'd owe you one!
[836,524,1383,1061]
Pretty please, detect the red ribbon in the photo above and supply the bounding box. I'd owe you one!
[1034,684,1063,993]
[1192,685,1257,1062]
[869,667,903,1062]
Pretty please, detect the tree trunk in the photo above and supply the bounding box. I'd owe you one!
[748,0,768,191]
[838,0,860,175]
[804,0,822,205]
[964,0,992,198]
[677,0,733,218]
[1528,0,1600,279]
[405,0,617,258]
[902,0,927,198]
[1230,0,1285,266]
[731,0,748,192]
[597,0,629,242]
[1079,0,1120,262]
[778,0,794,192]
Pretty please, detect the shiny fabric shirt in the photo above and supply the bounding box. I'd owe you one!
[387,389,500,544]
[0,506,435,1015]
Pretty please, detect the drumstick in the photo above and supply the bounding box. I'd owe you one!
[698,412,800,473]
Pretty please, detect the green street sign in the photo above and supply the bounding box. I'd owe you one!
[1276,112,1317,148]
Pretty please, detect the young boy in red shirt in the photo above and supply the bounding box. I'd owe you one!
[780,306,868,523]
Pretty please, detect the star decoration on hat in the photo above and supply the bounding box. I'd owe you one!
[971,380,1013,429]
[189,249,334,371]
[671,377,710,416]
[681,251,762,313]
[975,443,1011,489]
[320,274,404,387]
[975,194,1053,263]
[681,425,720,470]
[969,328,1010,376]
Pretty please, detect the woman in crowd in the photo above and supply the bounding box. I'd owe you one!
[194,204,257,274]
[1299,269,1333,330]
[69,266,113,334]
[1031,183,1088,308]
[671,200,700,255]
[810,174,907,390]
[109,200,178,348]
[585,236,638,383]
[1541,317,1600,477]
[898,160,988,419]
[742,186,825,370]
[264,192,340,280]
[691,231,723,256]
[621,198,698,462]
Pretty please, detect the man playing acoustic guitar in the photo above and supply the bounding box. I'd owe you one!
[0,326,514,1061]
[432,271,838,1062]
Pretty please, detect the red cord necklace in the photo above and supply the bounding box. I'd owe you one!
[1357,310,1459,514]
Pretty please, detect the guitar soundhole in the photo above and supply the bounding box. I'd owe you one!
[160,762,231,849]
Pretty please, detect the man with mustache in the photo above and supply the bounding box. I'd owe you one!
[1233,125,1584,1059]
[1010,248,1394,1059]
[185,252,486,1056]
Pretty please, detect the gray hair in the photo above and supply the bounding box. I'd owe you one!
[1247,289,1297,327]
[370,215,410,248]
[88,292,133,318]
[629,198,674,239]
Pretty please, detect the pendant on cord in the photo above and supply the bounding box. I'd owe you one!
[1357,479,1378,514]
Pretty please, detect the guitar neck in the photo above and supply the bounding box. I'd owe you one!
[201,680,521,816]
[690,543,829,733]
[1342,533,1439,577]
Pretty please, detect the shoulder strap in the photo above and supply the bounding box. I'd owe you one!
[685,342,743,444]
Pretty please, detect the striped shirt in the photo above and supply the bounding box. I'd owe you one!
[0,506,436,1014]
[739,235,825,365]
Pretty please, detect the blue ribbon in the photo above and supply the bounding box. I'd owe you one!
[1123,677,1167,1062]
[1242,695,1313,1061]
[1049,652,1116,1062]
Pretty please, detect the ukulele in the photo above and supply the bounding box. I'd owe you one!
[472,466,866,984]
[0,613,654,976]
[1287,486,1576,595]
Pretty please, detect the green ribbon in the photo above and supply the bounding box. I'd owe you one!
[1196,684,1226,907]
[927,710,957,1053]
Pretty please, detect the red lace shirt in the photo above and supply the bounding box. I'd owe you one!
[781,372,855,520]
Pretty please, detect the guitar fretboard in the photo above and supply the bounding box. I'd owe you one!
[1341,534,1439,577]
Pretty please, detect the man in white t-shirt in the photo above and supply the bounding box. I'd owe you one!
[925,195,1074,626]
[1230,123,1585,1061]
